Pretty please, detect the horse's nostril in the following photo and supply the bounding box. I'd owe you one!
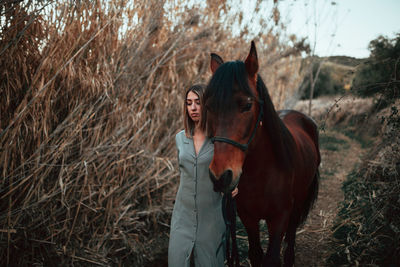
[209,169,233,193]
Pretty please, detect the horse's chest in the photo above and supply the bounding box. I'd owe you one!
[237,171,294,218]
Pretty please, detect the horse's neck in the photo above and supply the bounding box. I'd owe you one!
[248,115,289,166]
[247,127,275,164]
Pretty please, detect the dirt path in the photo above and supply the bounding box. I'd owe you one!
[294,130,364,266]
[235,129,365,266]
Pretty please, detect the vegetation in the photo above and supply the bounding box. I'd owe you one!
[352,34,400,108]
[329,124,400,266]
[0,1,308,265]
[297,34,399,104]
[298,56,355,100]
[327,56,365,67]
[329,33,400,266]
[319,133,349,152]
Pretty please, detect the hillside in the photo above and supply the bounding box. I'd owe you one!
[326,55,366,67]
[323,56,367,90]
[298,55,367,100]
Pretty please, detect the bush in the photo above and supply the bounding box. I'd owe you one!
[300,60,345,100]
[352,34,400,109]
[329,102,400,266]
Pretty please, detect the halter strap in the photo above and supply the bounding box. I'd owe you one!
[211,99,264,151]
[222,193,240,267]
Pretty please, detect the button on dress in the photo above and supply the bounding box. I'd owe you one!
[168,130,226,267]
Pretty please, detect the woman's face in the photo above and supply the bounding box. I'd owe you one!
[186,91,201,123]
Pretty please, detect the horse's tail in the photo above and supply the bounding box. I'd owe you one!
[298,114,320,226]
[298,169,319,226]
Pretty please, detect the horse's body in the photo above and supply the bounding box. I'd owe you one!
[204,42,320,267]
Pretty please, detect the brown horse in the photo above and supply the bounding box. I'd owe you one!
[203,41,320,267]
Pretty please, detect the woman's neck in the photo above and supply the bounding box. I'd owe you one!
[192,124,206,155]
[193,123,203,137]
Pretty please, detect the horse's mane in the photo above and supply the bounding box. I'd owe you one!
[205,61,255,114]
[205,60,295,170]
[256,75,295,170]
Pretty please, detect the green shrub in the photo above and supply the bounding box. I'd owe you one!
[352,34,400,109]
[319,133,349,151]
[300,62,345,99]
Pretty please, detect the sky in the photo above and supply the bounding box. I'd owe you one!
[281,0,400,58]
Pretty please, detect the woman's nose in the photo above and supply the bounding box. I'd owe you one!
[190,103,197,110]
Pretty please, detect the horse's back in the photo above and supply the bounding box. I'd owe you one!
[278,109,318,138]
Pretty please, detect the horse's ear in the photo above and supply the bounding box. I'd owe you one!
[245,41,259,83]
[210,53,224,74]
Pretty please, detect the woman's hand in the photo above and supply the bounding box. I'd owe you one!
[231,187,238,198]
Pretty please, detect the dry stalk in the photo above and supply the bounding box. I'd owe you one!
[0,1,307,265]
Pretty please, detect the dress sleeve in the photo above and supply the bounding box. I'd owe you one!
[175,131,182,167]
[175,133,180,154]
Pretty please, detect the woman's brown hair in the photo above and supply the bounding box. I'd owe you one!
[183,84,207,137]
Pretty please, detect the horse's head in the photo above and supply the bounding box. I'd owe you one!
[204,41,263,194]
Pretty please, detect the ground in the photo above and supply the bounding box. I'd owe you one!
[235,129,366,266]
[294,130,363,266]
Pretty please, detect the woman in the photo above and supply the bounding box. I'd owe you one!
[168,84,237,267]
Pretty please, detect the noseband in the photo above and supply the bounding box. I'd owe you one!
[211,99,264,151]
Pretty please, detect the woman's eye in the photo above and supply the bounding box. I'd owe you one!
[241,102,252,112]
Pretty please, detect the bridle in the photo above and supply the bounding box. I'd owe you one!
[210,99,264,151]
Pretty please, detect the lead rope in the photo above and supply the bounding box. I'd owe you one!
[222,193,241,267]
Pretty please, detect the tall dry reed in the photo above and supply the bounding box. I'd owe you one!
[0,1,308,265]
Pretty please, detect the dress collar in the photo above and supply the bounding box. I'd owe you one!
[183,135,212,158]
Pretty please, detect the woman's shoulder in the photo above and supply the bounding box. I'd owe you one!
[175,130,187,144]
[175,130,185,139]
[175,129,185,137]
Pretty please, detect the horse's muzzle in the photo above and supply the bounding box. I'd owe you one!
[209,169,233,194]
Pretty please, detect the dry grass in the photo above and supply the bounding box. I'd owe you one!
[328,104,400,265]
[0,1,308,265]
[294,95,375,130]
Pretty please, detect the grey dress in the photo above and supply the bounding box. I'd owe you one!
[168,130,226,267]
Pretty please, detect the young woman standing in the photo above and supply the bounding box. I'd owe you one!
[168,84,237,267]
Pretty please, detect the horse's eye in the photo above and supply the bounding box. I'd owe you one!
[241,102,252,113]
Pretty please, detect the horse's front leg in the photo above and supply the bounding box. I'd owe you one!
[263,211,291,267]
[240,215,263,267]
